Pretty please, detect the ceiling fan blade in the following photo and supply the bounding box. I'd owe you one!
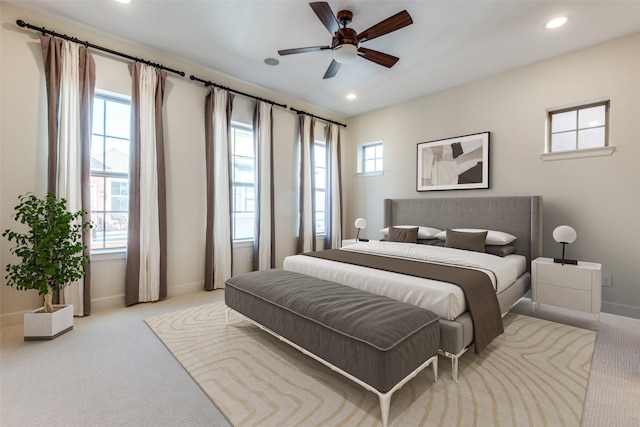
[356,10,413,43]
[323,60,341,79]
[358,47,399,68]
[310,2,340,35]
[278,46,332,56]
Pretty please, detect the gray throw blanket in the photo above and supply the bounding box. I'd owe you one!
[304,249,504,353]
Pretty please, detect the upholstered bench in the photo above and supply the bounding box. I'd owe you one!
[225,269,439,427]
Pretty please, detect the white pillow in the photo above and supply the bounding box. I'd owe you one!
[379,225,442,240]
[435,228,517,246]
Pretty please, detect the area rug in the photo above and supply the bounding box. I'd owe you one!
[146,301,595,427]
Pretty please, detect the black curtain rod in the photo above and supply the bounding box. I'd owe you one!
[190,75,287,109]
[289,107,346,128]
[16,19,185,77]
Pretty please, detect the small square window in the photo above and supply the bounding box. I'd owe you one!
[548,101,609,153]
[358,142,383,174]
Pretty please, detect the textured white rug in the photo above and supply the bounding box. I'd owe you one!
[146,301,595,427]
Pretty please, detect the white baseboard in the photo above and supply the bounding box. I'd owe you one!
[91,281,205,313]
[1,310,29,328]
[2,281,207,323]
[90,294,126,313]
[167,281,204,297]
[602,301,640,320]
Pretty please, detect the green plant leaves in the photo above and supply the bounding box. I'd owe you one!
[2,193,93,295]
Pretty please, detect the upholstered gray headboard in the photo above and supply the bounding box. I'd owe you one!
[383,196,543,271]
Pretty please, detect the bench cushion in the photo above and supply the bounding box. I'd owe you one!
[225,269,439,393]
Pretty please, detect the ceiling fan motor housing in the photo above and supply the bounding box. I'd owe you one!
[336,10,353,26]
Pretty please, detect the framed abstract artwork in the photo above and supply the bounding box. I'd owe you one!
[416,132,490,191]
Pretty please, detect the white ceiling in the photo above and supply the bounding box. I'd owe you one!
[11,1,640,117]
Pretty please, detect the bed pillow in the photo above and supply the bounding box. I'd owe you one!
[484,245,517,257]
[388,226,419,243]
[444,228,487,252]
[417,239,445,246]
[435,228,517,246]
[379,225,442,240]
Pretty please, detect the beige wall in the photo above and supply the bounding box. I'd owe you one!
[0,2,344,324]
[344,32,640,318]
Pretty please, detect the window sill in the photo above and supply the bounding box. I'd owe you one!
[356,170,384,177]
[541,146,615,161]
[91,249,126,262]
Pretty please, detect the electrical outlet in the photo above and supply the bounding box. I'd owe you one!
[602,274,612,287]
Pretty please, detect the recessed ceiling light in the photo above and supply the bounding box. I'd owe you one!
[546,17,568,29]
[264,58,279,66]
[115,0,131,4]
[346,93,357,101]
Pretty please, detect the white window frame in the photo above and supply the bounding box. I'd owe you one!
[357,141,384,176]
[542,100,614,161]
[314,140,328,237]
[230,122,256,242]
[90,92,131,253]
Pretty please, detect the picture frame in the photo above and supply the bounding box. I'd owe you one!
[416,132,490,192]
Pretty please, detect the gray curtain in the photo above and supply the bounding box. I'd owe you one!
[325,123,343,249]
[204,87,234,290]
[125,63,168,306]
[40,36,95,316]
[296,115,316,254]
[252,101,275,270]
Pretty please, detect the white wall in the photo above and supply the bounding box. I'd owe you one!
[344,32,640,318]
[0,2,344,324]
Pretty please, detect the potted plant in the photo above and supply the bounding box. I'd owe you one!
[3,193,92,340]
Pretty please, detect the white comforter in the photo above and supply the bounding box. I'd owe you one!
[282,241,526,320]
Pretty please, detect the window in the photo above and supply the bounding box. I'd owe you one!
[314,141,327,235]
[90,93,131,251]
[231,124,255,241]
[548,101,609,152]
[357,141,383,175]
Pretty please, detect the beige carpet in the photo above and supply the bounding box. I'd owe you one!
[146,301,595,427]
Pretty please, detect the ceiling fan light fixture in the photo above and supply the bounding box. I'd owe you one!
[333,44,358,64]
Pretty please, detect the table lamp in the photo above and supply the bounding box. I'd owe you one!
[553,225,578,265]
[354,218,367,242]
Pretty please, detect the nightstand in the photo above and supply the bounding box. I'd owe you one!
[341,239,375,247]
[341,239,358,247]
[531,257,602,323]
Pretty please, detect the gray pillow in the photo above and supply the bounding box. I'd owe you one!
[444,228,487,252]
[388,226,419,243]
[485,245,517,257]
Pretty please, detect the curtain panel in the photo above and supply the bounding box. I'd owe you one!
[252,101,275,270]
[40,36,95,316]
[204,87,234,290]
[125,63,168,306]
[326,123,343,249]
[297,115,316,254]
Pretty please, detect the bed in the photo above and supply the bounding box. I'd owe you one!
[283,196,543,380]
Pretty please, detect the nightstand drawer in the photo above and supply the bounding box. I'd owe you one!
[536,283,592,313]
[536,263,593,291]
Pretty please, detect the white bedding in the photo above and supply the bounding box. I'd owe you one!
[282,241,526,320]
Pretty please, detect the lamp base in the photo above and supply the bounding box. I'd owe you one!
[553,258,578,265]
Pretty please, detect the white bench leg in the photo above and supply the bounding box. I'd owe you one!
[379,393,391,427]
[433,355,438,383]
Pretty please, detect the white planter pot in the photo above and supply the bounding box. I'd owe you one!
[24,304,73,341]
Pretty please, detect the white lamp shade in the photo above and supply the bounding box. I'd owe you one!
[333,44,358,63]
[354,217,367,230]
[553,225,577,244]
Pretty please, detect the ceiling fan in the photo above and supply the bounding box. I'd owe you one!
[278,2,413,79]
